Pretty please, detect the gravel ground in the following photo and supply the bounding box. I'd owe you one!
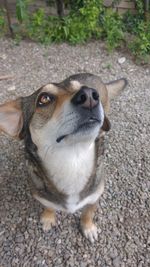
[0,39,150,267]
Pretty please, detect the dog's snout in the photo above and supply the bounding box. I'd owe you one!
[71,87,99,109]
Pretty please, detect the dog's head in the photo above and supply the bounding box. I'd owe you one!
[0,74,127,149]
[0,82,108,146]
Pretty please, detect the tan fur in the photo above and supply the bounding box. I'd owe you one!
[40,208,56,231]
[70,81,81,92]
[53,93,72,117]
[81,204,96,227]
[80,204,98,242]
[0,99,23,137]
[42,84,59,95]
[106,78,127,100]
[98,84,109,113]
[34,102,56,127]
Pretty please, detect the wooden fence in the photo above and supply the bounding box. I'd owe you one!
[104,0,136,14]
[0,0,137,16]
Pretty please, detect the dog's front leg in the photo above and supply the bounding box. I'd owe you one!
[80,204,98,243]
[40,208,56,231]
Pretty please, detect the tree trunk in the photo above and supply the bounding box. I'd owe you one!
[56,0,64,17]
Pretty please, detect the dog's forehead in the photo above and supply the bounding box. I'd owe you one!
[69,80,81,92]
[40,80,82,96]
[41,83,59,94]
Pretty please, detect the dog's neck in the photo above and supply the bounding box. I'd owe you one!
[37,141,96,195]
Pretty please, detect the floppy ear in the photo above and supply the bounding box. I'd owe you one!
[102,115,111,132]
[0,99,23,138]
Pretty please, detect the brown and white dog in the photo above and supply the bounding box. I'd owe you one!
[0,73,127,242]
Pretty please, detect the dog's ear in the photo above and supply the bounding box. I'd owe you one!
[102,115,111,132]
[0,99,23,139]
[106,78,127,100]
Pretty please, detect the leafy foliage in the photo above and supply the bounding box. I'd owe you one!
[26,0,103,44]
[0,9,6,35]
[16,0,29,22]
[129,21,150,61]
[1,0,150,62]
[123,8,150,62]
[101,9,124,51]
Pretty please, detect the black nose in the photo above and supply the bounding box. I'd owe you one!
[71,86,99,109]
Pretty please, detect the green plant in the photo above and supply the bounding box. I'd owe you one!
[122,1,150,62]
[59,0,103,44]
[101,9,124,51]
[102,62,112,69]
[0,0,149,63]
[79,0,103,38]
[69,0,84,10]
[16,0,29,22]
[0,9,6,35]
[135,0,144,16]
[129,21,150,61]
[63,15,88,44]
[123,11,142,34]
[25,0,104,44]
[26,8,45,42]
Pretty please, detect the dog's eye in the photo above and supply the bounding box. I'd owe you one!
[37,93,54,107]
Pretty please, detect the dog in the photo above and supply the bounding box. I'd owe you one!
[0,73,127,242]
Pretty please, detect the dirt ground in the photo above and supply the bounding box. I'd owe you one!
[0,38,150,267]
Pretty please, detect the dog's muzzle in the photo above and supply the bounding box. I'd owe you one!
[71,86,102,123]
[56,87,103,143]
[71,86,99,109]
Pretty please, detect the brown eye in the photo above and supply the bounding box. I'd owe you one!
[37,93,55,107]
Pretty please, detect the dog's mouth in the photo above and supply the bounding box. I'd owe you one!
[56,117,101,143]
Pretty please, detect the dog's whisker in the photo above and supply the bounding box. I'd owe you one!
[43,144,53,161]
[57,118,74,130]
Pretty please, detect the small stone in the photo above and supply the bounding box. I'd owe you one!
[15,234,24,243]
[0,230,5,236]
[7,85,16,91]
[113,256,121,267]
[118,57,126,64]
[119,215,124,223]
[0,54,7,60]
[83,254,88,258]
[80,263,87,267]
[24,231,29,239]
[138,262,144,267]
[129,68,136,72]
[110,248,118,259]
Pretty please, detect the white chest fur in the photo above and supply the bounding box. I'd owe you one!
[34,141,105,213]
[38,142,95,195]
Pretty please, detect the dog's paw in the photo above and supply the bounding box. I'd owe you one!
[82,223,98,243]
[40,209,56,231]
